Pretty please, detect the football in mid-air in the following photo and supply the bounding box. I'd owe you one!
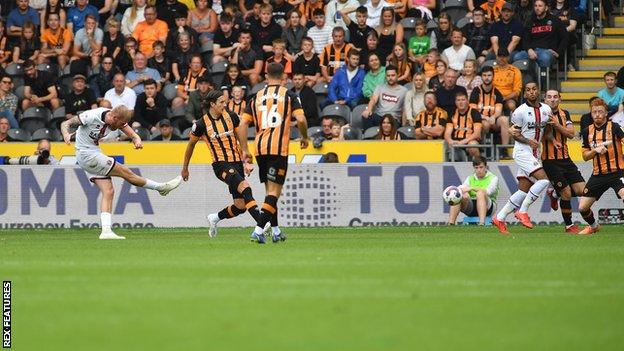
[443,186,463,206]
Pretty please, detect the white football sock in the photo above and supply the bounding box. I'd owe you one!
[143,178,164,191]
[101,212,112,231]
[272,226,281,235]
[496,190,527,221]
[254,226,264,234]
[519,179,550,212]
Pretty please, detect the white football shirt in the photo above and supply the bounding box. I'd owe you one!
[75,108,116,152]
[511,102,552,157]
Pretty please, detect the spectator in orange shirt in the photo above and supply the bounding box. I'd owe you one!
[480,0,505,23]
[492,48,522,113]
[39,12,72,69]
[132,5,168,58]
[265,38,292,79]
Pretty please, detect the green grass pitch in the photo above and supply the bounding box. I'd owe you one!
[1,225,624,351]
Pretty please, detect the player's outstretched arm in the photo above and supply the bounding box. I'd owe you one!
[60,115,81,144]
[181,138,199,181]
[236,118,251,159]
[121,124,143,149]
[294,110,309,149]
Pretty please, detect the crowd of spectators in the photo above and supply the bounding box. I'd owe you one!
[0,0,622,161]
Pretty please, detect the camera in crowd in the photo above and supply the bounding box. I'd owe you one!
[1,150,50,165]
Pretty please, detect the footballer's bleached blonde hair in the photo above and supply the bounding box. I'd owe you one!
[111,105,133,122]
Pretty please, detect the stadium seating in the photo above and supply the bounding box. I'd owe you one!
[307,126,322,137]
[350,104,367,131]
[49,107,66,131]
[181,127,192,140]
[30,128,57,142]
[8,128,31,142]
[363,127,379,140]
[342,126,361,140]
[398,126,416,139]
[133,127,151,142]
[20,107,51,134]
[162,83,179,101]
[321,104,350,123]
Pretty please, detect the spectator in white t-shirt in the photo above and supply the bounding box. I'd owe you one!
[307,8,334,54]
[102,72,137,109]
[441,29,476,72]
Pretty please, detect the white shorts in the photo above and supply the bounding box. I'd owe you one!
[514,151,542,183]
[77,152,116,181]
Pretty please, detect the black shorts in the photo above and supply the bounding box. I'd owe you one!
[255,155,288,185]
[462,199,494,217]
[583,170,624,200]
[212,161,245,199]
[543,159,585,193]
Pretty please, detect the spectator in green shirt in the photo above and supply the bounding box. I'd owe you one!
[362,53,386,101]
[407,19,429,66]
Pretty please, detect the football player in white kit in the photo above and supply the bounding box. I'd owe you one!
[61,106,182,239]
[492,82,554,233]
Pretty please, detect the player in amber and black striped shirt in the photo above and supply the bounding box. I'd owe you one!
[238,62,309,243]
[180,90,263,238]
[578,98,624,235]
[541,90,586,233]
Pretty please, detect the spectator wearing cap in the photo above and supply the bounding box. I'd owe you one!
[165,11,200,57]
[103,72,137,109]
[514,0,567,71]
[133,5,169,58]
[67,0,99,34]
[492,48,522,112]
[489,2,523,62]
[184,75,212,129]
[151,118,181,141]
[133,78,169,132]
[126,51,162,95]
[156,0,189,30]
[65,74,98,120]
[21,60,62,111]
[0,76,19,129]
[7,0,40,40]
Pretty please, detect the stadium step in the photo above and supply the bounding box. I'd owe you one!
[586,48,624,57]
[578,58,623,70]
[561,80,604,92]
[567,71,608,79]
[603,27,624,35]
[596,36,624,48]
[560,92,600,101]
[560,102,589,114]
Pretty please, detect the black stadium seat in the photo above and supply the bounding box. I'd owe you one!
[363,127,380,140]
[350,104,368,131]
[49,107,66,130]
[133,127,151,141]
[30,128,55,141]
[5,62,24,77]
[342,126,361,140]
[321,104,350,123]
[7,128,31,142]
[398,126,416,140]
[307,126,322,137]
[20,107,51,134]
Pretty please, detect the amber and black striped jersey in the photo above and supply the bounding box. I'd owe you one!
[178,67,209,93]
[242,84,304,156]
[447,107,482,140]
[227,99,246,117]
[469,85,504,118]
[190,110,242,163]
[414,107,448,139]
[542,109,573,161]
[581,121,624,175]
[320,42,355,77]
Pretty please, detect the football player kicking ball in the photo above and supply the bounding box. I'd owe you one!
[238,62,309,244]
[447,156,499,225]
[181,90,263,237]
[61,106,182,240]
[492,82,553,234]
[577,99,624,235]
